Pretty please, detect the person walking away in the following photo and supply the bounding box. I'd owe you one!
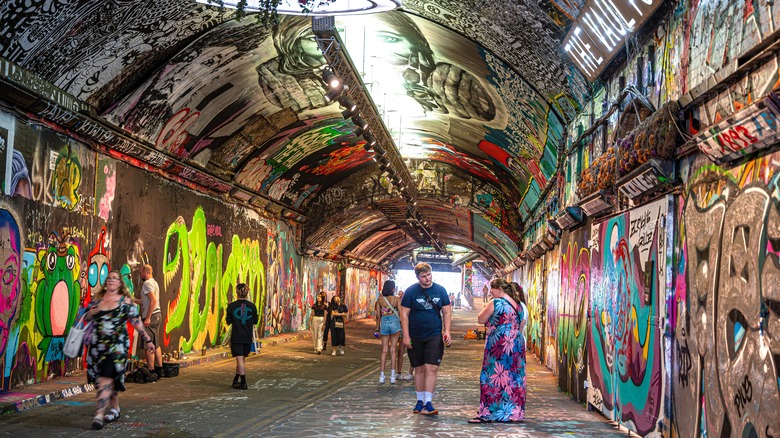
[481,284,489,303]
[226,283,259,390]
[328,295,348,355]
[468,278,526,423]
[133,264,163,378]
[375,280,401,383]
[401,262,452,415]
[85,271,156,429]
[310,292,327,354]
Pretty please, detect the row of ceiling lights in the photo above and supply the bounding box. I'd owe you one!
[320,67,446,254]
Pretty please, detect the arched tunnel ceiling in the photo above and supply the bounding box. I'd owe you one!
[0,0,589,268]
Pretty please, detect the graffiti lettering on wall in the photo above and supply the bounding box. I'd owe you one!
[587,197,668,436]
[674,156,780,438]
[163,207,266,352]
[558,227,589,402]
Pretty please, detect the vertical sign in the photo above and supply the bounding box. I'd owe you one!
[564,0,665,81]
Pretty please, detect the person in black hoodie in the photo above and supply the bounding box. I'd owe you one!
[226,283,259,389]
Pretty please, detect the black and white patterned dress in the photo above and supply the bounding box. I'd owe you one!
[85,298,137,391]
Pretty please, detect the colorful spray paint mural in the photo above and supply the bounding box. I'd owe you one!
[303,259,339,302]
[545,246,560,373]
[558,226,589,402]
[0,112,386,392]
[345,267,373,320]
[673,153,780,438]
[0,114,276,389]
[522,257,545,360]
[462,261,473,309]
[0,118,105,389]
[587,197,669,436]
[264,221,303,336]
[160,208,267,352]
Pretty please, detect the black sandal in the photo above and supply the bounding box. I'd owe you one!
[91,417,104,430]
[468,417,492,424]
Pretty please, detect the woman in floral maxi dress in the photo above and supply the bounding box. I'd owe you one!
[85,271,155,430]
[469,278,526,423]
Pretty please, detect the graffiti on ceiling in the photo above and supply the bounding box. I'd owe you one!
[0,0,586,266]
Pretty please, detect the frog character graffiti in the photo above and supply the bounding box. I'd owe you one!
[34,232,81,361]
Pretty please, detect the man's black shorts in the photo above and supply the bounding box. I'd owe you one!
[231,342,252,357]
[407,335,444,367]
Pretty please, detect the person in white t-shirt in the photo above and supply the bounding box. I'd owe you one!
[133,264,163,376]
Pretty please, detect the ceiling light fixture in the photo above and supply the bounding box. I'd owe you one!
[322,69,340,89]
[351,115,369,130]
[196,0,401,16]
[338,97,357,112]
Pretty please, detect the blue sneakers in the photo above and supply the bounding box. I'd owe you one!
[420,402,438,415]
[413,400,424,413]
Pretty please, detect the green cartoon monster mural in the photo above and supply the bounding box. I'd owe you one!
[34,232,81,361]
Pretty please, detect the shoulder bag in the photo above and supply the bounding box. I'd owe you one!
[420,288,442,321]
[382,296,400,318]
[332,305,345,328]
[64,313,92,358]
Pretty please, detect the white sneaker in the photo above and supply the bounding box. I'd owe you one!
[390,375,396,384]
[379,374,386,383]
[338,347,344,355]
[331,349,336,356]
[401,373,413,380]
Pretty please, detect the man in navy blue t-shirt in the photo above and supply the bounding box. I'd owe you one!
[401,262,451,416]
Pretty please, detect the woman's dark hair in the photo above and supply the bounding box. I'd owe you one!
[329,295,341,309]
[490,278,520,304]
[381,280,396,296]
[510,282,526,304]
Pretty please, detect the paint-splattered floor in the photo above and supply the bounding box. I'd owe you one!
[0,305,630,437]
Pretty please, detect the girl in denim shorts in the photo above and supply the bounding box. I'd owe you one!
[375,280,401,383]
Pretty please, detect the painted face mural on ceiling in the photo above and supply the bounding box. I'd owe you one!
[338,11,564,212]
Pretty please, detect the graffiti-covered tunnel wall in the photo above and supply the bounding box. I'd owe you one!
[0,112,350,391]
[512,0,780,435]
[587,197,670,436]
[557,226,589,403]
[673,153,780,437]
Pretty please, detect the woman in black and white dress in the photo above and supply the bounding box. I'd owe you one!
[328,296,348,356]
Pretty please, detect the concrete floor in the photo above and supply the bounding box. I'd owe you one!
[0,304,629,437]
